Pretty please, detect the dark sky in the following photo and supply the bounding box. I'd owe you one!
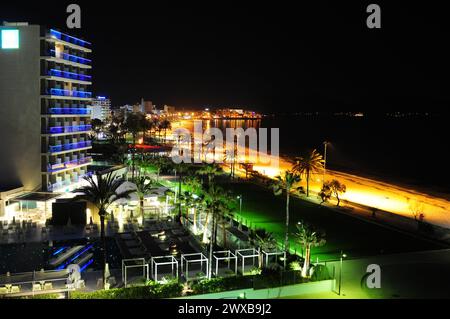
[2,1,450,113]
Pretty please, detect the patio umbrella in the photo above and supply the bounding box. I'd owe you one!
[89,216,93,225]
[130,211,134,219]
[12,216,16,225]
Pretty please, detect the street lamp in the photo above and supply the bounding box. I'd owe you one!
[338,250,347,296]
[237,195,242,214]
[323,141,330,185]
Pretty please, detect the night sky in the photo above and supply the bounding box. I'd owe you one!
[1,1,450,113]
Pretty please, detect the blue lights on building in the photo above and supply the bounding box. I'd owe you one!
[50,29,91,48]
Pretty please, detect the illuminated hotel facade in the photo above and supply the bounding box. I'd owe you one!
[91,96,111,122]
[0,22,93,194]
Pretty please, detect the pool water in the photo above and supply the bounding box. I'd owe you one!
[0,237,122,274]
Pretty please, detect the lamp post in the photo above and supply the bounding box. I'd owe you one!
[237,195,242,214]
[323,141,329,186]
[338,250,347,296]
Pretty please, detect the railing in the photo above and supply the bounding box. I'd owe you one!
[49,49,91,65]
[48,171,93,191]
[48,108,91,115]
[48,69,91,82]
[48,124,92,134]
[48,140,92,153]
[49,88,92,98]
[49,29,91,48]
[47,157,93,173]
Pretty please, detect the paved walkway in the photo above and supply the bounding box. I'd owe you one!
[323,248,450,298]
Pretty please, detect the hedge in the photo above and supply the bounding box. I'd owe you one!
[70,281,183,299]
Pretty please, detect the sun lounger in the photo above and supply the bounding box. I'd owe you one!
[0,287,8,294]
[76,279,85,289]
[33,283,42,291]
[10,286,20,293]
[44,282,53,290]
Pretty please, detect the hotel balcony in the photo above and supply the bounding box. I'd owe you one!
[46,124,92,135]
[44,29,92,53]
[42,88,92,101]
[48,49,91,66]
[47,107,91,115]
[47,140,92,154]
[49,29,91,48]
[47,171,93,192]
[43,69,92,84]
[49,88,92,98]
[46,156,93,174]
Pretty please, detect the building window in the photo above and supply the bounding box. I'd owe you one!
[1,29,19,49]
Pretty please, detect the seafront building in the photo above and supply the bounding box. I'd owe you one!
[0,22,93,217]
[91,96,111,122]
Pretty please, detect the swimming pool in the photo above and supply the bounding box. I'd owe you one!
[0,237,122,274]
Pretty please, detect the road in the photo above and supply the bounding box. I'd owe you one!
[252,156,450,229]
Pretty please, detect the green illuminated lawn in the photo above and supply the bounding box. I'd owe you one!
[220,182,439,262]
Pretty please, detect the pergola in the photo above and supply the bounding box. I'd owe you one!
[121,258,149,287]
[262,249,286,268]
[181,253,208,281]
[0,269,71,297]
[150,255,178,283]
[212,250,237,277]
[235,248,260,275]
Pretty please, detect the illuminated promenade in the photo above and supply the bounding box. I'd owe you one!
[254,157,450,230]
[170,119,450,230]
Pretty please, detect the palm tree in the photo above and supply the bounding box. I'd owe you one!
[106,114,126,144]
[273,170,301,267]
[90,118,103,141]
[159,119,172,143]
[250,229,278,268]
[133,175,157,222]
[216,202,234,249]
[292,149,324,197]
[184,176,203,194]
[295,222,326,277]
[179,191,204,233]
[72,173,134,288]
[141,117,154,144]
[124,113,145,179]
[150,156,171,182]
[241,163,253,179]
[172,162,192,223]
[327,179,346,206]
[196,164,223,185]
[203,185,234,278]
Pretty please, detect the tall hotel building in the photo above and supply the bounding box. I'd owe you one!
[0,22,93,194]
[91,96,111,122]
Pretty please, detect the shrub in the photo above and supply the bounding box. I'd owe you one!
[191,278,224,294]
[191,276,253,295]
[288,261,301,271]
[70,281,183,299]
[249,267,261,275]
[310,265,331,282]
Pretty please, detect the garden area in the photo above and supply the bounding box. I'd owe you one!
[221,182,440,261]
